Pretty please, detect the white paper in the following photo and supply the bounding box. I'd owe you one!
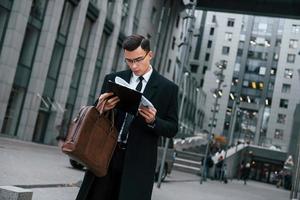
[115,76,133,89]
[140,96,154,108]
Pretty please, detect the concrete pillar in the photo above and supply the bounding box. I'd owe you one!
[73,0,108,112]
[44,0,89,144]
[17,0,65,141]
[0,0,33,132]
[97,0,123,89]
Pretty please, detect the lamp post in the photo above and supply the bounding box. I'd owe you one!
[157,72,189,188]
[194,87,200,134]
[200,61,226,184]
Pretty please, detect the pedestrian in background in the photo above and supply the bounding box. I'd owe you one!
[241,162,251,185]
[215,155,224,180]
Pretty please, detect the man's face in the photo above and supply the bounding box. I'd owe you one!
[124,46,153,76]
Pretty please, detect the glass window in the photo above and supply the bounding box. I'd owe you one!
[120,0,129,30]
[258,82,264,90]
[268,82,274,90]
[58,1,74,37]
[70,56,85,89]
[47,43,64,80]
[151,7,157,24]
[289,39,298,49]
[291,24,300,33]
[279,99,288,109]
[212,15,216,23]
[194,36,201,59]
[277,114,286,124]
[274,129,284,140]
[0,6,10,53]
[133,0,143,32]
[190,64,198,73]
[222,46,230,55]
[30,0,48,21]
[225,32,232,41]
[90,0,98,4]
[79,18,93,50]
[207,40,212,48]
[275,39,281,47]
[176,15,180,28]
[88,65,101,105]
[205,53,210,61]
[97,32,109,61]
[167,59,172,73]
[18,25,40,68]
[1,87,26,136]
[273,53,279,61]
[259,66,266,75]
[43,77,56,98]
[172,37,176,50]
[209,27,214,35]
[281,84,291,94]
[240,34,246,41]
[237,49,243,56]
[284,69,293,79]
[258,23,267,33]
[242,80,249,87]
[287,54,295,63]
[234,63,240,72]
[227,18,235,27]
[107,0,115,20]
[203,66,207,74]
[270,68,276,75]
[111,43,122,72]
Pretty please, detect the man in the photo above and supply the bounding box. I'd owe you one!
[76,34,178,200]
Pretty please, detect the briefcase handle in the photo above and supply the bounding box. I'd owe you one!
[98,99,115,130]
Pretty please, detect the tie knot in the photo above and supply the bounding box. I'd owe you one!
[138,76,144,82]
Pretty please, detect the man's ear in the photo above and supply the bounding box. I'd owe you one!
[148,51,153,60]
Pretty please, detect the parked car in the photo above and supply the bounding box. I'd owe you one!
[69,137,176,182]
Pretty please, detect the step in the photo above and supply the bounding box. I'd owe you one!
[173,163,201,174]
[0,186,33,200]
[176,150,204,162]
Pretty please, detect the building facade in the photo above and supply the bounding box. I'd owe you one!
[1,0,206,145]
[200,12,300,152]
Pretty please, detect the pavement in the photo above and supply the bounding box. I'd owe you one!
[0,136,290,200]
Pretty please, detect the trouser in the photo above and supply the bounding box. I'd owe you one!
[86,144,126,200]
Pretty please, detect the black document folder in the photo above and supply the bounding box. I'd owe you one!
[107,80,142,115]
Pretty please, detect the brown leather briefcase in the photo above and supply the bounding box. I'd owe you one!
[62,106,118,177]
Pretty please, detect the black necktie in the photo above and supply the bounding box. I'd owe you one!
[120,76,144,143]
[136,76,144,92]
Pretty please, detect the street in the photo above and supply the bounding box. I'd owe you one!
[0,137,290,200]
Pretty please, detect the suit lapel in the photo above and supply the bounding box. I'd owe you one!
[143,70,159,101]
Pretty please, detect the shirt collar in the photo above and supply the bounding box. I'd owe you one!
[132,65,153,83]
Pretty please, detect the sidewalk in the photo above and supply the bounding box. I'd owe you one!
[0,137,290,200]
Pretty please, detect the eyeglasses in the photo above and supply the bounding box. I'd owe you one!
[125,52,149,65]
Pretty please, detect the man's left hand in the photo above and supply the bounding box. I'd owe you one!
[138,106,157,124]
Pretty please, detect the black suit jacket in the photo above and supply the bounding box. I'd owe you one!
[77,69,178,200]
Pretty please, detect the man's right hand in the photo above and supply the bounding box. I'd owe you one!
[96,92,120,114]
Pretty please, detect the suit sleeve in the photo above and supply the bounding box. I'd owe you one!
[152,84,178,138]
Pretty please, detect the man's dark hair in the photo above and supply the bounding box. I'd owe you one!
[122,34,150,52]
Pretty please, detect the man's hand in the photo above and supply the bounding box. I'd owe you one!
[138,106,157,124]
[96,92,120,114]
